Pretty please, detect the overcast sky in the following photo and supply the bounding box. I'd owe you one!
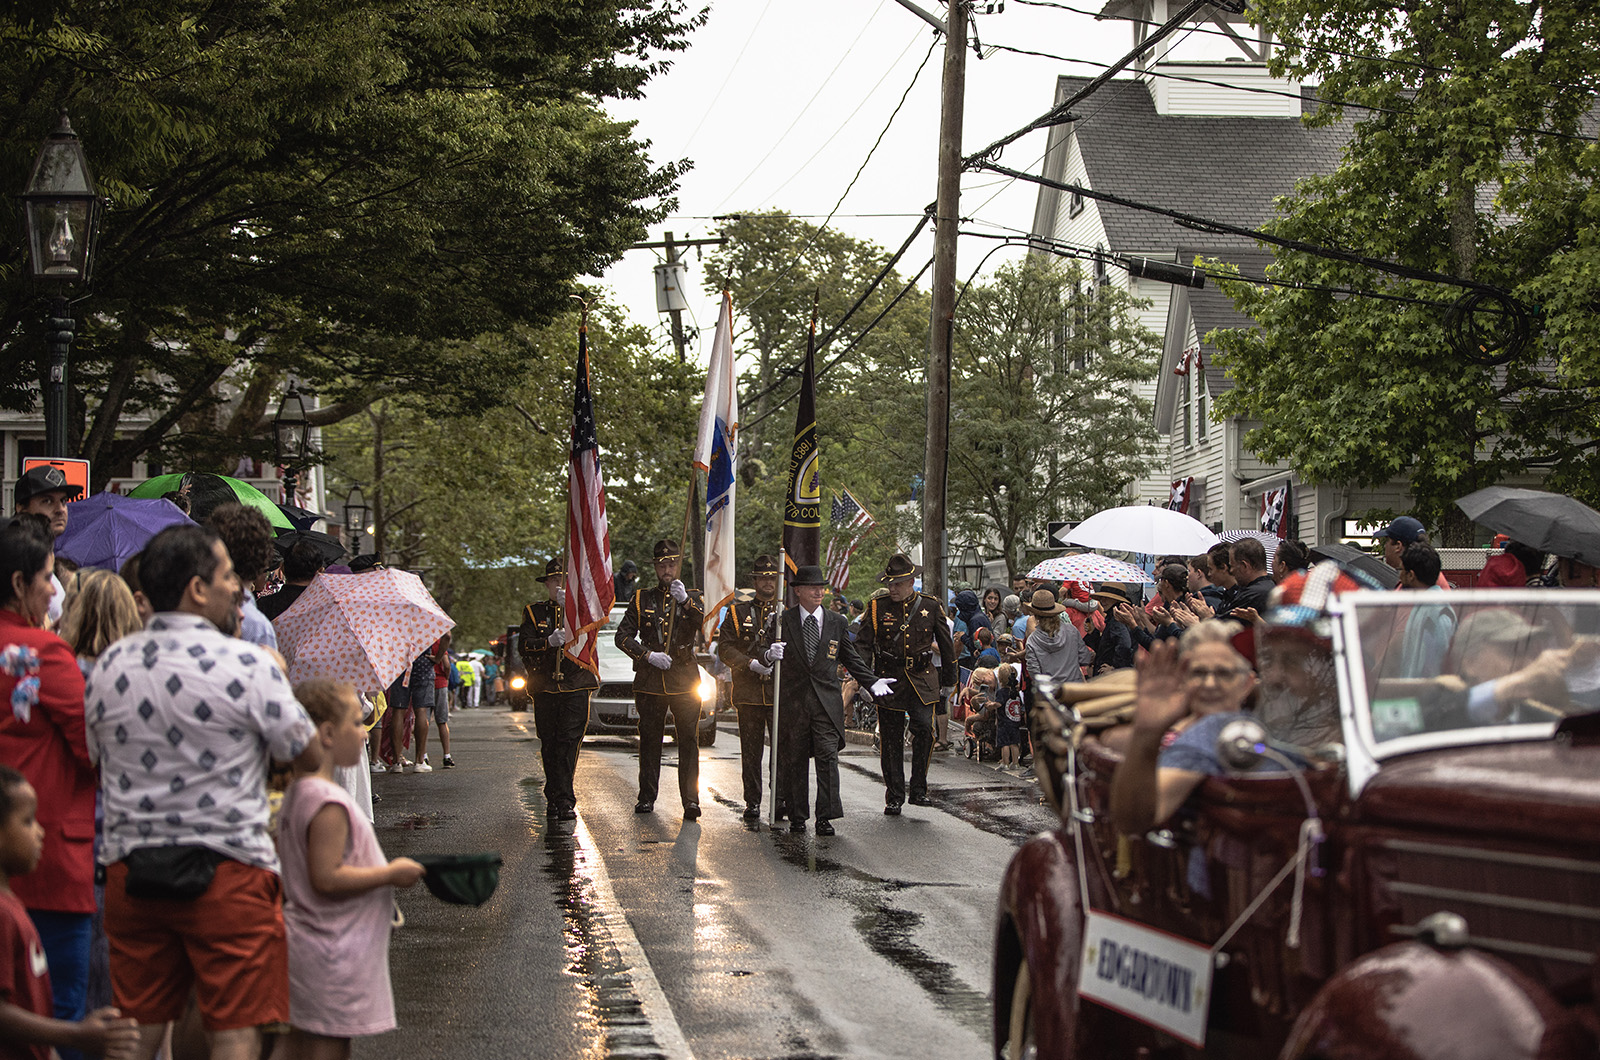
[595,0,1235,363]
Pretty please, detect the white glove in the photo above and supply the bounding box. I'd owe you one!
[749,659,773,676]
[940,685,956,700]
[646,651,672,670]
[764,641,786,662]
[669,579,688,603]
[548,628,570,648]
[869,677,896,698]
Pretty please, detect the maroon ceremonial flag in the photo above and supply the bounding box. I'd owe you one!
[562,323,616,675]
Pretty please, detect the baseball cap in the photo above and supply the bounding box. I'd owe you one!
[14,465,84,507]
[1374,516,1426,545]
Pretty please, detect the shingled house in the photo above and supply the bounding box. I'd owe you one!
[1025,0,1393,539]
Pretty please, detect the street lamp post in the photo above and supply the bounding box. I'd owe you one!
[20,112,101,458]
[344,485,370,552]
[274,385,311,502]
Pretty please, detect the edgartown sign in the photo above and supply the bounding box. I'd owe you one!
[1077,911,1215,1047]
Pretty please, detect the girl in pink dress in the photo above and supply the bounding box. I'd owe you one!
[277,681,423,1060]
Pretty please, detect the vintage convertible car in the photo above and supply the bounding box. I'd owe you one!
[994,589,1600,1059]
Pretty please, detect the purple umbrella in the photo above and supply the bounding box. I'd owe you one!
[55,493,197,572]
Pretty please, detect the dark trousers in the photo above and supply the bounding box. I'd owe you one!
[637,691,700,809]
[784,702,843,822]
[534,688,590,813]
[736,702,775,809]
[878,693,934,805]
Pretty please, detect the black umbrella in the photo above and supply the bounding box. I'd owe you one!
[1457,487,1600,565]
[276,502,323,531]
[1307,542,1400,589]
[274,528,348,567]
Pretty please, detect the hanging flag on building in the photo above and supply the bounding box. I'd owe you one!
[783,298,821,584]
[824,486,877,591]
[1167,477,1194,515]
[562,319,617,675]
[1259,485,1291,539]
[694,290,739,636]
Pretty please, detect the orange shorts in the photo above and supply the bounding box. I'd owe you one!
[104,856,289,1030]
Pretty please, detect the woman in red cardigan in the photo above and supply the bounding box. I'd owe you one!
[0,514,96,1030]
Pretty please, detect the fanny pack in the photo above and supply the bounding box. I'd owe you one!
[123,846,228,902]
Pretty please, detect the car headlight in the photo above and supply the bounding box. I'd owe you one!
[510,675,526,690]
[697,665,716,704]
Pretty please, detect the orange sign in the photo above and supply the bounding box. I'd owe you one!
[21,457,91,500]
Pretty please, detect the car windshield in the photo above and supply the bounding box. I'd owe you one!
[1346,590,1600,751]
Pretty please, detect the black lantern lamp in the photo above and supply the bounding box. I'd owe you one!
[274,385,311,499]
[344,485,370,546]
[21,111,101,456]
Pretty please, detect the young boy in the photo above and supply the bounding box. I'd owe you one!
[0,765,138,1060]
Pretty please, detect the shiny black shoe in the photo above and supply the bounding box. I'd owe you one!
[908,794,933,807]
[684,803,702,821]
[883,804,902,816]
[742,806,760,821]
[557,808,578,821]
[814,821,835,836]
[634,801,654,814]
[789,819,807,834]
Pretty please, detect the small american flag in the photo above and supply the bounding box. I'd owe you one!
[562,324,616,675]
[824,486,876,591]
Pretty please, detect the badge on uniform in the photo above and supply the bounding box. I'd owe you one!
[826,640,838,659]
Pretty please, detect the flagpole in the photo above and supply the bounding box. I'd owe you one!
[769,546,787,829]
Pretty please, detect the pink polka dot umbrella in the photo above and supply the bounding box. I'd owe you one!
[275,568,454,690]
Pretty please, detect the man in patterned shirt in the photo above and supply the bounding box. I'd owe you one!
[84,524,315,1060]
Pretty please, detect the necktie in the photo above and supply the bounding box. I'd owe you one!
[804,613,819,661]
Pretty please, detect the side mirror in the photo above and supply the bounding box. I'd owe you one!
[1216,716,1270,772]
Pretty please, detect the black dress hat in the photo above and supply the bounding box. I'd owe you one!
[791,564,829,587]
[878,553,922,583]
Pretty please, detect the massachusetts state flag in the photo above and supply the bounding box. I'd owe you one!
[562,323,616,674]
[694,290,739,636]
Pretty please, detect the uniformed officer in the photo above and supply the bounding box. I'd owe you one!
[615,539,706,819]
[519,557,598,822]
[717,554,784,821]
[854,553,957,813]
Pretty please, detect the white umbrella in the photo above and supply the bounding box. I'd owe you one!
[1067,505,1219,556]
[1027,553,1154,585]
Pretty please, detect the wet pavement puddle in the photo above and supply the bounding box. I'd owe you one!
[521,776,683,1060]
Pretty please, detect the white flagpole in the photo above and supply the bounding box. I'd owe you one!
[768,548,788,829]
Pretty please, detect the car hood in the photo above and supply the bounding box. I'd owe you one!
[1357,740,1600,846]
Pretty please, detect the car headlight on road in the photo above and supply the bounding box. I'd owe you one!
[697,665,716,705]
[510,675,526,691]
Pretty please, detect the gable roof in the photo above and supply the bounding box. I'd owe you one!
[1051,75,1352,252]
[1184,246,1276,396]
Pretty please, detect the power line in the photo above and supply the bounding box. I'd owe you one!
[984,41,1599,143]
[680,0,778,154]
[735,34,941,318]
[713,4,894,211]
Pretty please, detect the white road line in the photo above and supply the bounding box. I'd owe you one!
[573,815,699,1060]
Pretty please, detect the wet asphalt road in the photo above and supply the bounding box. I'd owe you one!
[353,705,1059,1060]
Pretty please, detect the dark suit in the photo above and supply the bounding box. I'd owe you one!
[777,606,878,823]
[855,591,957,805]
[718,596,781,811]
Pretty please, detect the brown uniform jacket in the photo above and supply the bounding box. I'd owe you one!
[519,600,599,694]
[614,584,704,696]
[855,591,957,705]
[717,596,779,707]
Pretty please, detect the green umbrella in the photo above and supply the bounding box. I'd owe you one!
[126,473,294,530]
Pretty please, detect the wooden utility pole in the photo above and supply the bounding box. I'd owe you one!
[923,1,967,603]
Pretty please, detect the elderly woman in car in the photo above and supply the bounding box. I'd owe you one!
[1109,620,1255,835]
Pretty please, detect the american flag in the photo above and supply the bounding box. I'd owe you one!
[562,324,616,675]
[823,486,876,591]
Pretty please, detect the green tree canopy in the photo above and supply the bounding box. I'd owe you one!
[947,256,1160,579]
[1,0,703,483]
[1210,0,1600,528]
